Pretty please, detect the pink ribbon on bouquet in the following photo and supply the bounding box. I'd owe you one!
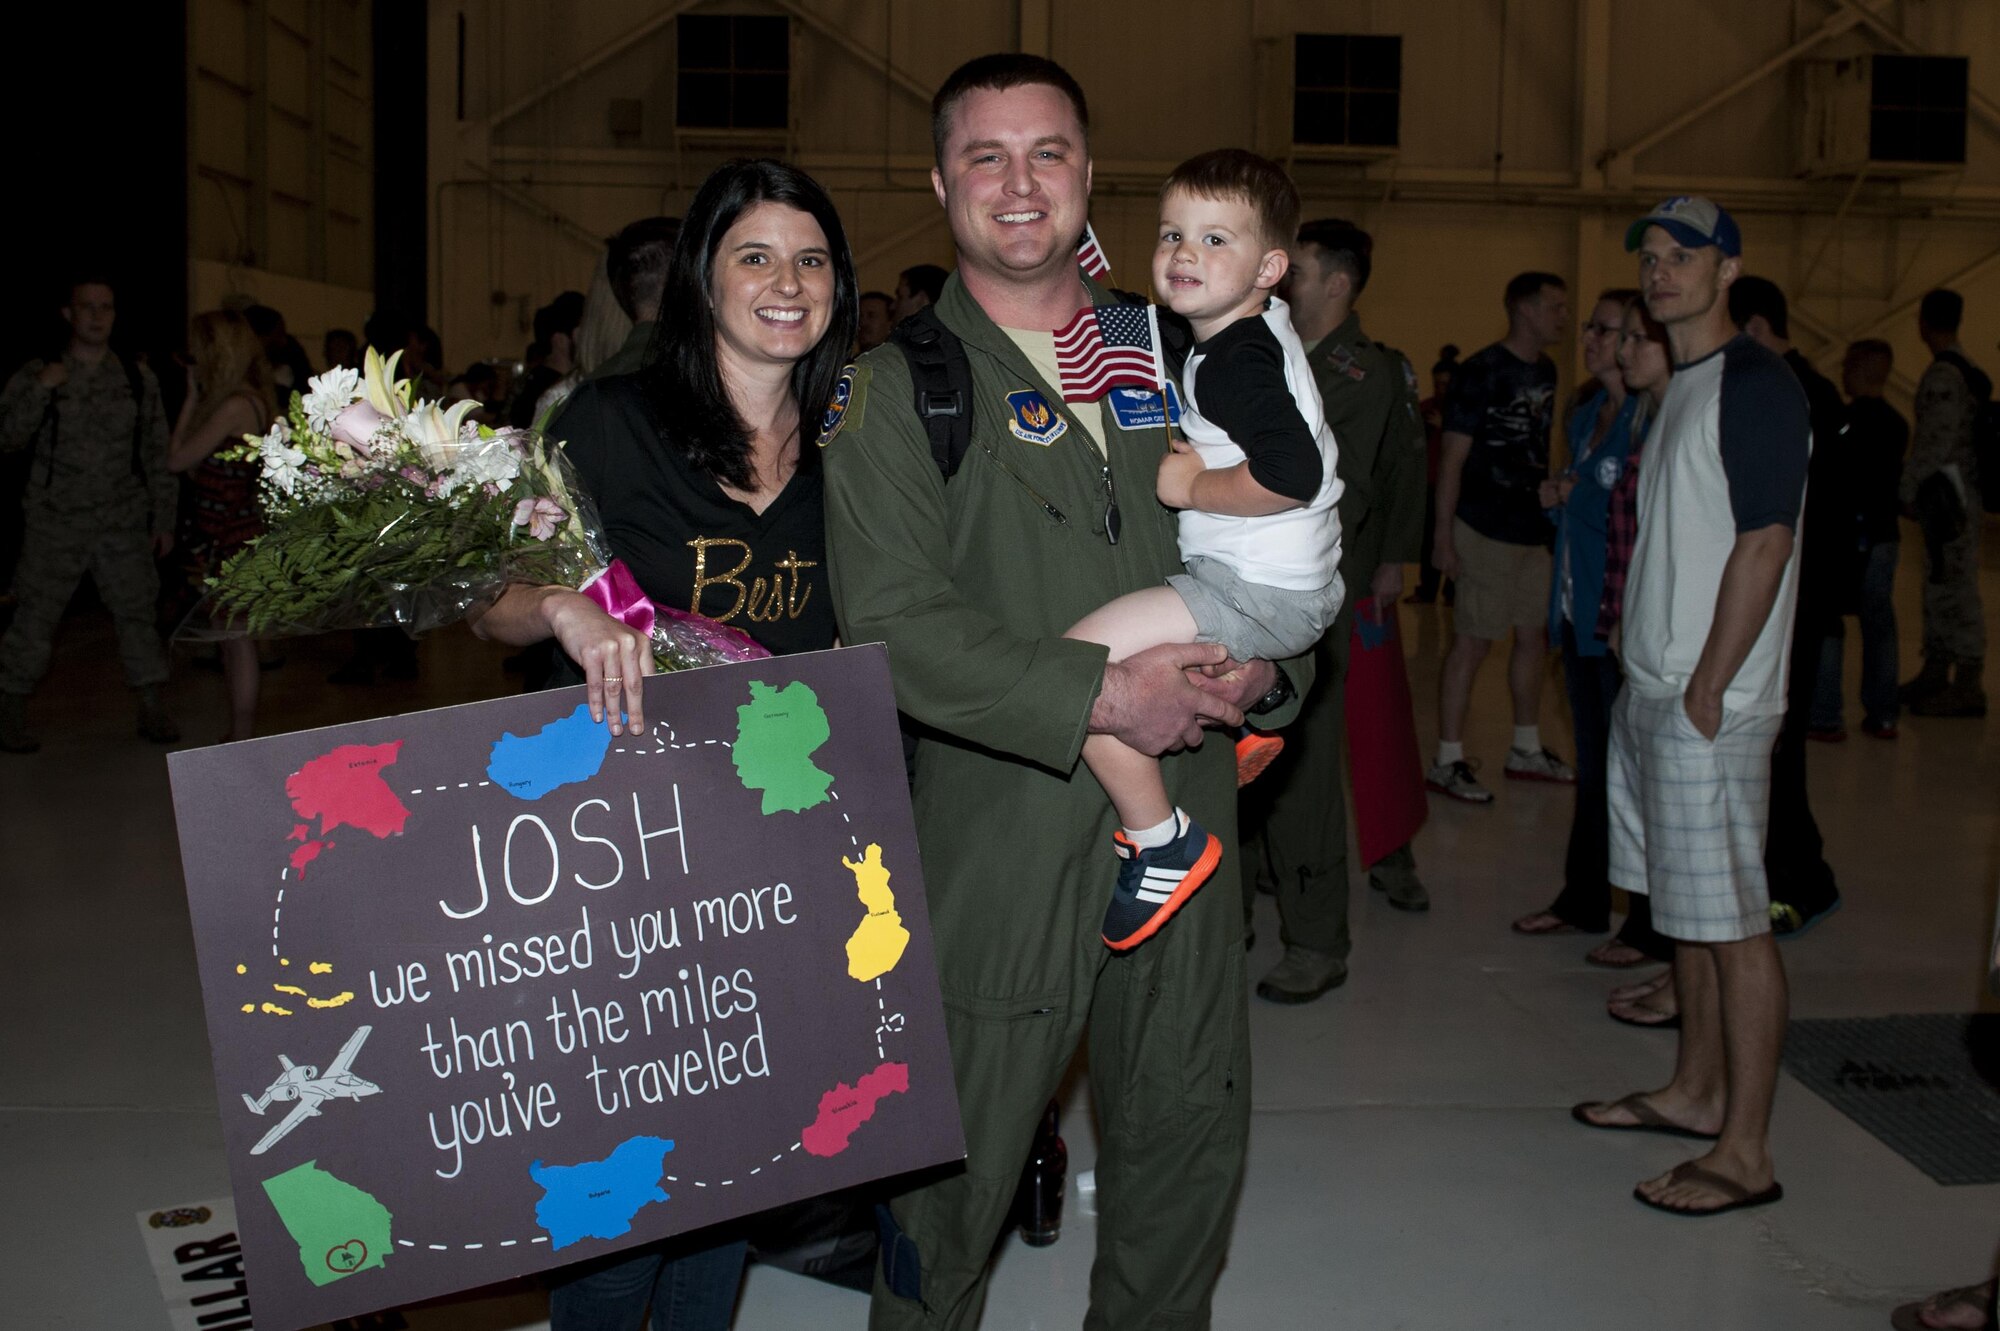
[580,559,659,638]
[578,558,771,664]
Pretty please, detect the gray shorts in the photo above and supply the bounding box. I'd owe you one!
[1607,690,1784,943]
[1168,555,1345,663]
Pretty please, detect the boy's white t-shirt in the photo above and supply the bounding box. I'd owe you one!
[1177,296,1344,591]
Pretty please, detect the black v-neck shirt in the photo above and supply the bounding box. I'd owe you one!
[551,374,835,658]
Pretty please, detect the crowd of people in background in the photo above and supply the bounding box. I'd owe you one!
[2,48,1995,1331]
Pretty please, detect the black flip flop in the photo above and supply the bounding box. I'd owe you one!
[1633,1161,1783,1217]
[1571,1095,1718,1142]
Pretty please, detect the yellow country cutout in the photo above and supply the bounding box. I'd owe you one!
[234,962,349,1016]
[842,844,911,983]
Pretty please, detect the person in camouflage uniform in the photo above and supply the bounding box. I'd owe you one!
[0,277,179,752]
[1240,217,1431,1003]
[1900,288,1988,718]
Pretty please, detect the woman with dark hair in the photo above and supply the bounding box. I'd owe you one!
[471,158,857,1329]
[1512,290,1671,964]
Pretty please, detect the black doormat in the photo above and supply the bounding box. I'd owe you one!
[1782,1014,2000,1186]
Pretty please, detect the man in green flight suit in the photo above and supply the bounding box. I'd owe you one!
[822,54,1309,1331]
[1243,218,1431,1003]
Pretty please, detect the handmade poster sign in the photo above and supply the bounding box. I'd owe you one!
[168,645,963,1331]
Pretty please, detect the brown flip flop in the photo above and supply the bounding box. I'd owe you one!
[1889,1278,1998,1331]
[1512,912,1584,936]
[1585,940,1652,968]
[1634,1160,1783,1217]
[1571,1093,1718,1141]
[1608,1000,1681,1030]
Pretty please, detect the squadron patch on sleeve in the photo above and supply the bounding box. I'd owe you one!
[817,362,869,447]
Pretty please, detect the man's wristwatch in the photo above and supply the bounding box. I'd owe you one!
[1248,667,1296,716]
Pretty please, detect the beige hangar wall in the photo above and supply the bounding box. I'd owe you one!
[425,0,2000,417]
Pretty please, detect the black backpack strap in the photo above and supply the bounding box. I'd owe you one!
[889,306,973,481]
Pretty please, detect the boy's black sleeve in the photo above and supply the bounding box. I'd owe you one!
[1195,327,1324,504]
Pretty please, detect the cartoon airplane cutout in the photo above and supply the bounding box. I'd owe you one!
[242,1024,379,1155]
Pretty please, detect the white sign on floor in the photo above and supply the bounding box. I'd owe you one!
[138,1199,254,1331]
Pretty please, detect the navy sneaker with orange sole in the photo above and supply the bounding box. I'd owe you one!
[1102,811,1222,951]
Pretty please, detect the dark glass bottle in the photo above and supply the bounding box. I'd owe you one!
[1013,1099,1066,1247]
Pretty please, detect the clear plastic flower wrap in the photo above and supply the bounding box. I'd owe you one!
[185,349,770,672]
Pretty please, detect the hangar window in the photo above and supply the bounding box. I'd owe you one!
[677,15,789,131]
[1294,34,1401,148]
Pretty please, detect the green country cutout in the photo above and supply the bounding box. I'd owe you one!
[261,1160,394,1286]
[732,680,833,815]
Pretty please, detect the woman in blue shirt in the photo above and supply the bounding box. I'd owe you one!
[1512,292,1670,969]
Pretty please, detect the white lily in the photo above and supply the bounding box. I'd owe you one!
[361,346,412,417]
[403,398,480,470]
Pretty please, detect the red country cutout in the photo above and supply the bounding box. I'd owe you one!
[285,741,412,840]
[289,841,326,876]
[801,1062,910,1158]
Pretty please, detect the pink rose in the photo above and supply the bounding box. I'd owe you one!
[511,495,568,542]
[330,400,388,454]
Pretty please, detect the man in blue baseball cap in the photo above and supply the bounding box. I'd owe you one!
[1621,194,1743,258]
[1575,196,1810,1219]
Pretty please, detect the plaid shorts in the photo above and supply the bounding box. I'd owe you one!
[1607,690,1783,943]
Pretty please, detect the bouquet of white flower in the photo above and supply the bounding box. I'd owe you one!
[184,348,607,641]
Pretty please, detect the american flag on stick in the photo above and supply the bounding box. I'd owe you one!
[1054,303,1163,402]
[1077,223,1110,279]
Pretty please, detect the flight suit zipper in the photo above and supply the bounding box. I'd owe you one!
[974,437,1069,527]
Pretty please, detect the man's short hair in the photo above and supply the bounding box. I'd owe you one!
[1504,271,1566,312]
[64,272,116,303]
[1727,275,1789,338]
[1163,149,1300,254]
[1845,338,1894,385]
[608,217,681,321]
[931,54,1089,164]
[1295,217,1373,295]
[1597,287,1640,308]
[860,291,892,309]
[1919,288,1964,334]
[899,264,948,305]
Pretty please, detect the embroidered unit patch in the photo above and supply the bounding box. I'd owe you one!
[1004,388,1068,445]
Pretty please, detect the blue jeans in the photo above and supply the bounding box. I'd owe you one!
[548,1239,748,1331]
[1812,539,1900,729]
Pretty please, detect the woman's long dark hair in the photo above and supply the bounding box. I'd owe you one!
[639,159,858,490]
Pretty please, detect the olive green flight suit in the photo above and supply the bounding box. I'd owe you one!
[1242,313,1428,959]
[823,273,1307,1331]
